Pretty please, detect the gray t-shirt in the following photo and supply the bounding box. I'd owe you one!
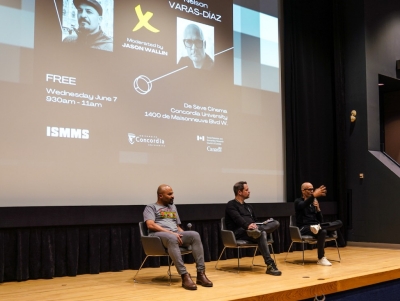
[143,203,182,233]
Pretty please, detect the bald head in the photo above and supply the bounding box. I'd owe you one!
[184,24,204,40]
[183,23,206,68]
[157,184,170,195]
[301,182,327,199]
[157,184,174,206]
[301,182,314,199]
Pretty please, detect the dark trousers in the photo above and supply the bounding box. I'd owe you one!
[300,220,343,259]
[235,220,280,265]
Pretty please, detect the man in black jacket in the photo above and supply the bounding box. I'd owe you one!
[225,181,281,276]
[294,182,342,266]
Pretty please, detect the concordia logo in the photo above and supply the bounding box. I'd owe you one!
[132,5,160,33]
[128,133,136,144]
[47,127,89,139]
[128,133,165,147]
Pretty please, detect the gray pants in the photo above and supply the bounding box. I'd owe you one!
[151,231,205,275]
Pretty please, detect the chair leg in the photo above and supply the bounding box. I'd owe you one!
[167,256,172,285]
[236,248,240,273]
[336,240,341,262]
[133,255,149,282]
[328,239,341,262]
[285,241,294,262]
[251,247,258,266]
[215,247,227,270]
[285,241,307,265]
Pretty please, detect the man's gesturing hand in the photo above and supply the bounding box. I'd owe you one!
[313,185,327,198]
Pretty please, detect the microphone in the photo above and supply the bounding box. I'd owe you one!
[187,223,192,230]
[311,198,318,212]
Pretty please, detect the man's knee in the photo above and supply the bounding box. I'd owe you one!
[182,230,201,244]
[264,220,280,232]
[185,230,200,238]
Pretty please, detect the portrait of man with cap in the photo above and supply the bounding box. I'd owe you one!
[63,0,113,52]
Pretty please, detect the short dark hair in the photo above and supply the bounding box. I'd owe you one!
[233,181,247,196]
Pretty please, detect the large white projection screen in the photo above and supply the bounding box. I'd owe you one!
[0,0,284,206]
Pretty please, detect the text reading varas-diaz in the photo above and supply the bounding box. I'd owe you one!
[169,0,221,22]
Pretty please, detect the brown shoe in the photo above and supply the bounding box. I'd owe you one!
[181,273,197,290]
[196,270,213,287]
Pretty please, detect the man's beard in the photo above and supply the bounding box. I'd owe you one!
[78,19,95,33]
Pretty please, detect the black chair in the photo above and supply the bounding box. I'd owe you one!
[215,217,275,272]
[285,216,341,265]
[134,222,192,285]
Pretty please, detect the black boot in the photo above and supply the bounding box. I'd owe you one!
[266,262,282,276]
[246,229,262,239]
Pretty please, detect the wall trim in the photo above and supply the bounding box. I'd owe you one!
[347,241,400,249]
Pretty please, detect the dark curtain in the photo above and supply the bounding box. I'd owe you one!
[0,215,343,283]
[0,225,139,282]
[284,0,348,242]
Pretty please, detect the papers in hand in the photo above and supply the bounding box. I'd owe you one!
[255,218,274,225]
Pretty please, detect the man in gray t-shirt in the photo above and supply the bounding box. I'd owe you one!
[143,203,181,233]
[143,184,213,290]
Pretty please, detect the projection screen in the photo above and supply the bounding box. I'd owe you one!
[0,0,284,206]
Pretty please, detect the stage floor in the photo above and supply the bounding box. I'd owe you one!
[1,246,400,301]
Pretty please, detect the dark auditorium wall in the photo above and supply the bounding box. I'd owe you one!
[344,0,400,243]
[6,0,400,283]
[0,0,347,283]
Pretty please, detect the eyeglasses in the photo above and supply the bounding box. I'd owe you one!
[303,188,314,191]
[183,39,204,49]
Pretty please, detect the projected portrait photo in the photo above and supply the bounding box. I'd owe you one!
[177,18,214,70]
[62,0,114,52]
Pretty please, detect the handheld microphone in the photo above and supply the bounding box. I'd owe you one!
[187,223,192,230]
[311,198,318,212]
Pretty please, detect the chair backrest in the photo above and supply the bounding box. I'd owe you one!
[138,221,193,256]
[221,217,227,230]
[289,224,303,241]
[290,215,296,227]
[139,221,148,237]
[220,217,240,247]
[288,216,318,243]
[138,221,170,255]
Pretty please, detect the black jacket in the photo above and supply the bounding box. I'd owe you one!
[225,199,258,236]
[294,196,323,227]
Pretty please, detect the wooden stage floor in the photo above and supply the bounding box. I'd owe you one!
[1,246,400,301]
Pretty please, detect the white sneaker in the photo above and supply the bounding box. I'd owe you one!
[317,257,332,266]
[310,224,321,234]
